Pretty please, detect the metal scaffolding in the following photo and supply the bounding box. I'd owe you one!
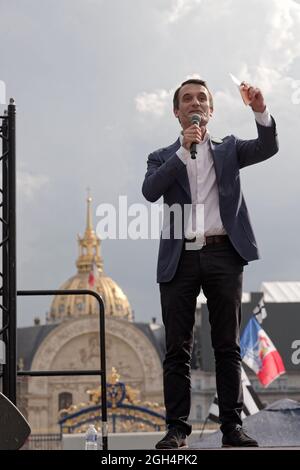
[0,101,108,449]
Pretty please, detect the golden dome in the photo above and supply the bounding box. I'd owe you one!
[47,194,133,323]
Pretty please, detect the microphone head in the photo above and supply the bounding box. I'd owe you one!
[190,114,201,126]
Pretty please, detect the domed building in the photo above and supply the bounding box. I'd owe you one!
[16,196,164,434]
[47,195,132,323]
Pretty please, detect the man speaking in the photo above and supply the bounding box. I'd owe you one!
[142,78,278,449]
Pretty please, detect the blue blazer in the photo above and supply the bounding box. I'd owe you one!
[142,119,279,283]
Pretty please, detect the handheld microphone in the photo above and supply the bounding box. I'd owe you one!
[190,114,201,159]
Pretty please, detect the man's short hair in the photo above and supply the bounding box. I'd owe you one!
[173,79,214,111]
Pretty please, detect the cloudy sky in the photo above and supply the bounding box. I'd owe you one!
[0,0,300,327]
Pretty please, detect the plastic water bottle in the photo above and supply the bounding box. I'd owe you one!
[85,424,98,450]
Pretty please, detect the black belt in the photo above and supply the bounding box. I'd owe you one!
[184,235,229,246]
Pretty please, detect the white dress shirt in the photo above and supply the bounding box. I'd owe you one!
[176,108,272,241]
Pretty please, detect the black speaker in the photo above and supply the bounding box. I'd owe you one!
[0,392,31,450]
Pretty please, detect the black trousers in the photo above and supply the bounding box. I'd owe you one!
[159,239,246,435]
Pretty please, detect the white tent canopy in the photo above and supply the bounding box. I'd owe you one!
[261,282,300,303]
[196,281,300,307]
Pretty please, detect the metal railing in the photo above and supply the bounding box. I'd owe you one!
[16,289,108,451]
[23,433,62,451]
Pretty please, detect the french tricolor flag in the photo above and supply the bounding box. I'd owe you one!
[88,260,98,288]
[240,317,285,387]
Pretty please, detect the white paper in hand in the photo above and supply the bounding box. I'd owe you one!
[229,73,241,88]
[229,73,251,105]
